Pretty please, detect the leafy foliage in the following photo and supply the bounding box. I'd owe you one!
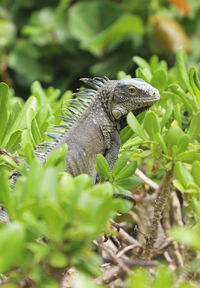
[0,47,200,286]
[0,0,200,96]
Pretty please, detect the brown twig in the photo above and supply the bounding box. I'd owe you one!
[144,166,174,259]
[135,168,159,190]
[172,242,184,268]
[103,257,158,267]
[113,192,136,204]
[162,198,171,231]
[0,148,20,164]
[96,266,123,285]
[170,191,183,227]
[117,244,139,257]
[95,240,131,274]
[111,221,142,255]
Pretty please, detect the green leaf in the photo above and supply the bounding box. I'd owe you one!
[133,56,150,70]
[49,251,67,268]
[82,13,144,56]
[71,273,104,288]
[144,111,160,140]
[192,161,200,186]
[174,103,182,128]
[189,67,200,108]
[153,266,173,288]
[5,130,22,152]
[114,161,137,180]
[127,112,149,140]
[135,67,152,82]
[31,81,46,106]
[91,182,113,198]
[116,197,133,214]
[0,154,20,170]
[121,136,143,150]
[1,96,38,148]
[0,168,14,219]
[177,151,200,163]
[0,19,16,48]
[160,101,173,129]
[112,154,128,177]
[151,69,167,90]
[22,159,44,202]
[27,242,50,263]
[112,154,129,178]
[74,174,92,190]
[0,223,25,273]
[36,106,49,135]
[174,162,194,189]
[176,135,190,155]
[169,227,200,250]
[169,84,195,111]
[39,168,58,204]
[150,55,159,72]
[165,126,183,148]
[21,130,35,163]
[120,125,134,144]
[8,41,52,83]
[128,269,148,288]
[95,154,111,179]
[155,133,168,154]
[189,111,200,140]
[191,198,200,218]
[115,176,142,190]
[173,179,185,193]
[41,204,65,236]
[59,173,76,200]
[0,82,8,144]
[69,1,121,45]
[176,47,193,96]
[1,100,22,146]
[187,183,199,193]
[31,118,42,145]
[45,144,68,171]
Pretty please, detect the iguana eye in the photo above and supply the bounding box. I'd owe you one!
[128,86,136,94]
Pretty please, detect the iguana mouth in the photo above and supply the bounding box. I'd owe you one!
[133,97,160,102]
[120,96,159,104]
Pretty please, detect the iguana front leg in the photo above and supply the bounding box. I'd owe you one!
[103,129,121,172]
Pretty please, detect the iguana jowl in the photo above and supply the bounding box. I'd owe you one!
[35,77,160,180]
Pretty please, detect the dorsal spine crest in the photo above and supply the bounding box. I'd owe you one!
[35,77,110,160]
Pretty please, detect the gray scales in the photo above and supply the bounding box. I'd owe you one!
[0,77,160,223]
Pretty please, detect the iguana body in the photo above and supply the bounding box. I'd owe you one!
[35,77,160,180]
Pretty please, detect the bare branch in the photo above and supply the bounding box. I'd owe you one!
[135,168,159,190]
[103,257,158,267]
[113,192,136,204]
[0,148,20,164]
[96,240,131,274]
[144,166,174,259]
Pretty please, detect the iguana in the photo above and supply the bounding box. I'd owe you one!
[0,76,160,223]
[35,77,160,179]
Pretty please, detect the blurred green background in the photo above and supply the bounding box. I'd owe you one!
[0,0,199,97]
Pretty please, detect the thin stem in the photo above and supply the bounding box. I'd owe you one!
[144,164,174,259]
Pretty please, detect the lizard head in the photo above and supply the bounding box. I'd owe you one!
[111,78,160,120]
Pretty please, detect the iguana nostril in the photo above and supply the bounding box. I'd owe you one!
[152,91,156,96]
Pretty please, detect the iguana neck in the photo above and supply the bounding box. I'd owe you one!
[96,80,117,122]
